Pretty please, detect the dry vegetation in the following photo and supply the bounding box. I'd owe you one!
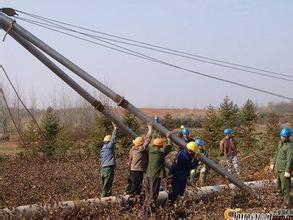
[0,97,292,218]
[0,146,283,219]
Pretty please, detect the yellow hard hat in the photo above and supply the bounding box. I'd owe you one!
[186,142,199,154]
[224,208,242,220]
[103,135,111,142]
[180,125,185,129]
[153,138,165,147]
[133,137,144,147]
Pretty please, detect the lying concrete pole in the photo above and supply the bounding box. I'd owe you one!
[0,11,250,192]
[0,21,137,139]
[1,179,277,218]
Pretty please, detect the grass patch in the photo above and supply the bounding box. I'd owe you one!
[0,146,26,154]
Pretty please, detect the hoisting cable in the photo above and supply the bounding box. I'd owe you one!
[0,65,96,182]
[0,87,26,145]
[11,18,293,101]
[14,9,293,79]
[0,65,46,139]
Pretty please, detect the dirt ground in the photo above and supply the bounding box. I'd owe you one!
[0,148,286,219]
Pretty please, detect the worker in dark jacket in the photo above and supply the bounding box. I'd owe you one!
[168,141,199,205]
[99,122,117,197]
[190,138,209,186]
[271,127,293,207]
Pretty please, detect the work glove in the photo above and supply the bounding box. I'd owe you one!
[270,164,274,171]
[200,167,206,173]
[193,152,200,160]
[284,172,291,178]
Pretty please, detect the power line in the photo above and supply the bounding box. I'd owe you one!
[15,9,293,79]
[12,18,293,101]
[0,65,46,139]
[15,16,293,82]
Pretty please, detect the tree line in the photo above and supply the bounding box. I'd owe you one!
[0,96,292,158]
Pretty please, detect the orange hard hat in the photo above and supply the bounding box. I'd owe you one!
[133,137,144,147]
[153,138,165,147]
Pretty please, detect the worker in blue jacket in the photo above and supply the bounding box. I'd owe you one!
[168,142,199,205]
[99,122,117,197]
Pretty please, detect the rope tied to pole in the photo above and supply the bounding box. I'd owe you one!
[2,19,15,42]
[0,8,18,17]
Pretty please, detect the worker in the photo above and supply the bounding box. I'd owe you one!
[219,128,240,175]
[153,116,161,138]
[177,125,185,138]
[128,123,153,195]
[190,138,209,186]
[168,141,199,205]
[99,122,117,197]
[181,127,194,143]
[271,127,293,207]
[146,134,172,205]
[154,116,160,124]
[124,150,132,195]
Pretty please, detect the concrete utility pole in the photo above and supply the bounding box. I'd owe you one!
[0,36,137,139]
[0,10,251,192]
[2,178,276,218]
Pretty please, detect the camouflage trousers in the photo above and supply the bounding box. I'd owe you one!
[226,155,240,175]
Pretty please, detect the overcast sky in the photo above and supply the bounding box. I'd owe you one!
[1,0,293,109]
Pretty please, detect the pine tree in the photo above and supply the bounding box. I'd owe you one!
[161,112,174,130]
[23,119,40,144]
[91,114,112,151]
[94,114,112,140]
[265,111,280,147]
[118,111,140,154]
[41,107,60,156]
[239,99,258,148]
[218,96,239,130]
[122,111,140,134]
[201,105,223,151]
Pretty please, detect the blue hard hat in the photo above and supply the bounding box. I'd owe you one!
[280,128,292,138]
[224,128,233,135]
[182,128,190,136]
[154,116,160,123]
[195,138,205,147]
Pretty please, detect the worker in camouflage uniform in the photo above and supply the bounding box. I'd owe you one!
[99,122,117,197]
[190,138,209,187]
[220,128,240,175]
[271,128,293,207]
[146,134,172,204]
